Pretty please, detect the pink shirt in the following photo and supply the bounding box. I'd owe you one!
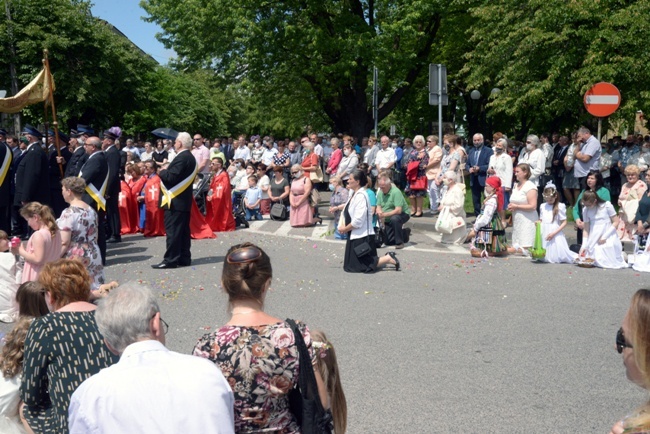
[192,145,211,173]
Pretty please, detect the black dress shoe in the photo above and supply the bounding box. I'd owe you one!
[106,237,121,244]
[151,262,177,269]
[386,251,401,271]
[178,262,192,267]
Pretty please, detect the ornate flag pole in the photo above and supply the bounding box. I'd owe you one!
[42,49,63,178]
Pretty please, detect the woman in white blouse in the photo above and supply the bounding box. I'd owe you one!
[522,135,546,189]
[335,143,359,183]
[338,169,399,273]
[487,138,513,225]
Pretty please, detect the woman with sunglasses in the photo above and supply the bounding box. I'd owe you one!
[193,242,329,433]
[338,169,399,272]
[610,289,650,434]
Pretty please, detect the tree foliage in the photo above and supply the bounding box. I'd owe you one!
[142,0,473,139]
[462,0,650,138]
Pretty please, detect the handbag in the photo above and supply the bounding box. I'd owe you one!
[270,202,288,220]
[285,319,333,434]
[409,176,427,190]
[310,188,321,207]
[309,164,324,183]
[435,206,454,234]
[622,190,639,222]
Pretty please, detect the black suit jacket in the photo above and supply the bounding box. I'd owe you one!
[104,145,121,197]
[65,146,88,178]
[158,149,196,212]
[0,143,13,207]
[14,143,50,206]
[551,145,569,175]
[79,152,109,211]
[48,144,72,184]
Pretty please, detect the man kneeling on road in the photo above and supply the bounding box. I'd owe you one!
[68,283,234,433]
[376,172,411,249]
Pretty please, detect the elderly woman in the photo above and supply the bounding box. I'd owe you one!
[301,140,321,182]
[610,289,650,433]
[521,134,546,207]
[289,164,316,227]
[617,164,648,241]
[193,242,328,432]
[507,163,539,252]
[336,143,359,183]
[328,176,350,240]
[487,138,513,225]
[338,169,399,272]
[437,170,468,244]
[20,259,117,433]
[405,135,429,217]
[572,170,611,248]
[11,203,62,284]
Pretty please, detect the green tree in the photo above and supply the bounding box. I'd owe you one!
[142,0,478,139]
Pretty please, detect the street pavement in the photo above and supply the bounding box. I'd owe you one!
[3,217,647,432]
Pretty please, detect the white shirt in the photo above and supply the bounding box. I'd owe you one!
[374,147,397,169]
[261,147,278,166]
[68,340,234,434]
[344,188,375,240]
[488,152,513,189]
[140,151,153,162]
[522,148,545,186]
[314,143,323,158]
[234,145,251,162]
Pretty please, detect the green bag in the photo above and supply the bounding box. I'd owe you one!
[530,221,546,260]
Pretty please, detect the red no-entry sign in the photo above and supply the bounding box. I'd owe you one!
[584,82,621,117]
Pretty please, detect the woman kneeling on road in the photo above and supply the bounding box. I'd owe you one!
[338,169,399,273]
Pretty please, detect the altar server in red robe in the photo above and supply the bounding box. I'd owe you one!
[205,157,236,232]
[139,160,165,237]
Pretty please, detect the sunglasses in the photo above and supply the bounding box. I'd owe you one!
[227,245,263,264]
[616,327,633,354]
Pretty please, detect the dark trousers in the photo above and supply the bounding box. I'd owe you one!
[11,205,27,237]
[551,173,565,203]
[106,194,121,239]
[576,176,588,191]
[163,209,191,266]
[0,205,10,235]
[384,212,410,245]
[470,181,483,217]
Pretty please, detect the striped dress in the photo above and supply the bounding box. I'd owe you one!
[20,311,118,433]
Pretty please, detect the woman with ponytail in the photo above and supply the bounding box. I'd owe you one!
[311,329,347,434]
[11,203,61,283]
[193,242,329,433]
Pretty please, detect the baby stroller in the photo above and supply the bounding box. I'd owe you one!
[232,194,249,228]
[193,173,213,215]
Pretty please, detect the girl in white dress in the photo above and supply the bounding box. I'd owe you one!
[580,190,628,269]
[539,182,577,264]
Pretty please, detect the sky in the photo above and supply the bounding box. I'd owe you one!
[90,0,174,64]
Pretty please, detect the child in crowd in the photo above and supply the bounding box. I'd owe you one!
[15,282,48,318]
[0,316,34,433]
[0,230,20,323]
[244,175,263,221]
[539,182,577,264]
[580,190,628,269]
[466,177,508,256]
[311,329,347,434]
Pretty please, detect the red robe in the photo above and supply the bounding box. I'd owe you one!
[143,174,166,237]
[205,170,236,232]
[118,181,139,235]
[190,199,216,239]
[128,176,147,232]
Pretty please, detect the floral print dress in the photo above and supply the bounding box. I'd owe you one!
[193,321,316,433]
[56,206,105,291]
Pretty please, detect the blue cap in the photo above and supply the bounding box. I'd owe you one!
[0,129,7,136]
[69,129,81,138]
[56,131,69,143]
[22,124,42,138]
[76,124,94,135]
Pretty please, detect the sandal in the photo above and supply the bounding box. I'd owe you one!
[386,251,401,271]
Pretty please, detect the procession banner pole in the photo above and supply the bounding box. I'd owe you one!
[42,49,63,178]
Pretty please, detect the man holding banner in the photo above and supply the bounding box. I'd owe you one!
[79,136,109,265]
[152,132,197,269]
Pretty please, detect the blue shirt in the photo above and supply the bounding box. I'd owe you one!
[244,187,262,209]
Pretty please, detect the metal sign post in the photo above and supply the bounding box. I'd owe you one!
[429,64,448,140]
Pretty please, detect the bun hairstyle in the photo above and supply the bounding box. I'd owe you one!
[222,243,272,305]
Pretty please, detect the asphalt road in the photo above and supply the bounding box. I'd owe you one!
[4,229,647,433]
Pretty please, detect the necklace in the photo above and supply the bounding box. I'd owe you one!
[231,309,262,315]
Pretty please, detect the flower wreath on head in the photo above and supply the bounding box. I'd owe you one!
[311,341,331,359]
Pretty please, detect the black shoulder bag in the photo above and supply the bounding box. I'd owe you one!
[286,319,333,434]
